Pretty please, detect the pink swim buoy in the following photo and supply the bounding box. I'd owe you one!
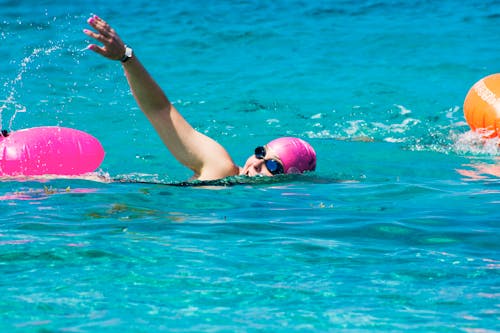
[0,126,105,176]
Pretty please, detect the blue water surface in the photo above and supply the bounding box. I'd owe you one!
[0,0,499,332]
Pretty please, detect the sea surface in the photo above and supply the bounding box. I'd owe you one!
[0,0,499,332]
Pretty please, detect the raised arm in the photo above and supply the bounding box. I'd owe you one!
[83,15,239,180]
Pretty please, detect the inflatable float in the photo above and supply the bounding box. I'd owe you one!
[464,73,500,138]
[0,126,104,176]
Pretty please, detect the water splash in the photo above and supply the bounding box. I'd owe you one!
[0,44,61,131]
[452,131,500,156]
[305,105,426,143]
[305,103,478,157]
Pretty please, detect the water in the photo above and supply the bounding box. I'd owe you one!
[1,0,499,332]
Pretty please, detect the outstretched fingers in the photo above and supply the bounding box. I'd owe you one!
[88,15,113,37]
[86,43,106,56]
[83,15,125,60]
[82,28,106,56]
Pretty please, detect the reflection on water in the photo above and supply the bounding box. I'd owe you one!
[457,159,500,180]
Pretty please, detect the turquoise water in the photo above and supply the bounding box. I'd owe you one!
[1,0,499,332]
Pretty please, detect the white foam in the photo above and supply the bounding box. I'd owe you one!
[452,131,500,156]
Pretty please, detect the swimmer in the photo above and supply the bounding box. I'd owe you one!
[84,15,316,180]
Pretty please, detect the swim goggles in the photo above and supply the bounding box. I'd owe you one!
[254,146,284,175]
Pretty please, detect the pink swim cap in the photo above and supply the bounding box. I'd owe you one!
[266,137,316,174]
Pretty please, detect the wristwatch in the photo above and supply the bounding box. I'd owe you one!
[120,45,133,63]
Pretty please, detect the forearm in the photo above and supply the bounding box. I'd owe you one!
[122,54,171,114]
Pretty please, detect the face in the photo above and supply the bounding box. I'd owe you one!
[240,145,285,177]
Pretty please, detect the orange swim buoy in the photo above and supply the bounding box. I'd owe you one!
[463,73,500,138]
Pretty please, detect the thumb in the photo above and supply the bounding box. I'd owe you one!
[88,44,108,57]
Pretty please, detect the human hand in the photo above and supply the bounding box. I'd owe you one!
[83,15,126,60]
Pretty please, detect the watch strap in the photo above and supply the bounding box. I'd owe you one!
[120,46,133,63]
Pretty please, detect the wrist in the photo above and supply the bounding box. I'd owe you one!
[120,45,133,63]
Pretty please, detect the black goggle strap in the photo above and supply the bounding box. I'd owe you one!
[254,146,266,159]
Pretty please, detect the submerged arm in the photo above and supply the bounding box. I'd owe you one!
[84,15,239,180]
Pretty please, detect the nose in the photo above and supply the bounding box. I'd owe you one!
[251,158,266,174]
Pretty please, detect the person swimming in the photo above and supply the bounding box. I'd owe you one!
[83,15,316,181]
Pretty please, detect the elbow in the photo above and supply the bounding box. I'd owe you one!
[140,95,171,115]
